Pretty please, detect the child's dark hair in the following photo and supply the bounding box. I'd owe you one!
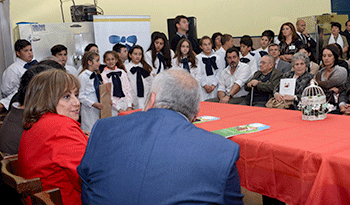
[14,39,31,52]
[299,44,316,62]
[147,32,172,69]
[174,38,197,68]
[211,32,223,49]
[113,43,127,53]
[84,43,98,52]
[128,45,152,73]
[240,35,253,48]
[51,44,67,56]
[262,30,275,43]
[81,51,100,74]
[199,36,212,46]
[18,64,56,106]
[103,51,127,72]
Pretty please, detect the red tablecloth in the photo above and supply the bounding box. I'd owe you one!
[195,102,350,205]
[119,102,350,205]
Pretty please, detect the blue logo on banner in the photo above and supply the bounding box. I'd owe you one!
[109,35,137,51]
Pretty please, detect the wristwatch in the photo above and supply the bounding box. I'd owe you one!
[226,92,232,98]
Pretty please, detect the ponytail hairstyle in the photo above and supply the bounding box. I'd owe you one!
[81,51,100,74]
[128,45,152,73]
[147,32,172,69]
[103,50,127,72]
[174,38,197,68]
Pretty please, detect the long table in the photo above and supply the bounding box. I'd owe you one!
[195,102,350,205]
[120,102,350,205]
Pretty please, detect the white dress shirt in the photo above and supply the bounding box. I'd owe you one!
[125,61,153,110]
[101,67,134,116]
[215,47,227,66]
[0,57,28,110]
[78,70,100,131]
[218,62,250,98]
[171,57,201,84]
[251,47,268,69]
[239,52,258,77]
[65,65,80,77]
[196,52,225,101]
[144,50,175,76]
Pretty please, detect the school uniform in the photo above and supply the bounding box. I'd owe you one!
[0,57,37,110]
[239,52,258,77]
[65,65,80,77]
[101,67,133,116]
[215,47,226,67]
[196,52,225,101]
[144,50,175,76]
[78,70,101,131]
[125,62,152,110]
[171,57,201,84]
[251,47,269,69]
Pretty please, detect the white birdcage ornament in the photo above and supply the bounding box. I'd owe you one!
[298,81,331,121]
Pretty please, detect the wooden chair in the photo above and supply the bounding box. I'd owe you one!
[31,188,63,205]
[1,156,43,203]
[0,151,4,161]
[0,151,18,161]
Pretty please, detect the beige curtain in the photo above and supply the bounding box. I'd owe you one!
[0,0,14,86]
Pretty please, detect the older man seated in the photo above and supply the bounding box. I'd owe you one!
[241,55,283,107]
[78,69,244,205]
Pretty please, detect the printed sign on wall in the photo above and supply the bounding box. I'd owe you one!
[93,15,151,57]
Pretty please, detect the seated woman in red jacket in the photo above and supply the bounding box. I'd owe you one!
[18,69,88,205]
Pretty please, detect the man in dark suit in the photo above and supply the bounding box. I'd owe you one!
[78,70,244,205]
[296,20,316,47]
[341,20,350,59]
[170,15,201,54]
[268,43,291,73]
[296,20,317,60]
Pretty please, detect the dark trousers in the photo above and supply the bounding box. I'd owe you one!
[205,96,246,104]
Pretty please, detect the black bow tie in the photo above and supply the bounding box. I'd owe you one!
[106,71,125,98]
[90,72,103,102]
[130,66,150,97]
[240,58,250,64]
[202,57,218,76]
[156,53,166,74]
[259,51,268,57]
[181,58,190,73]
[24,60,38,69]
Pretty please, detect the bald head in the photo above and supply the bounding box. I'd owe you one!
[260,55,275,75]
[296,20,306,33]
[144,70,201,121]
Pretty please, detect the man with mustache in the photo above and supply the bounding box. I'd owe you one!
[206,47,251,104]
